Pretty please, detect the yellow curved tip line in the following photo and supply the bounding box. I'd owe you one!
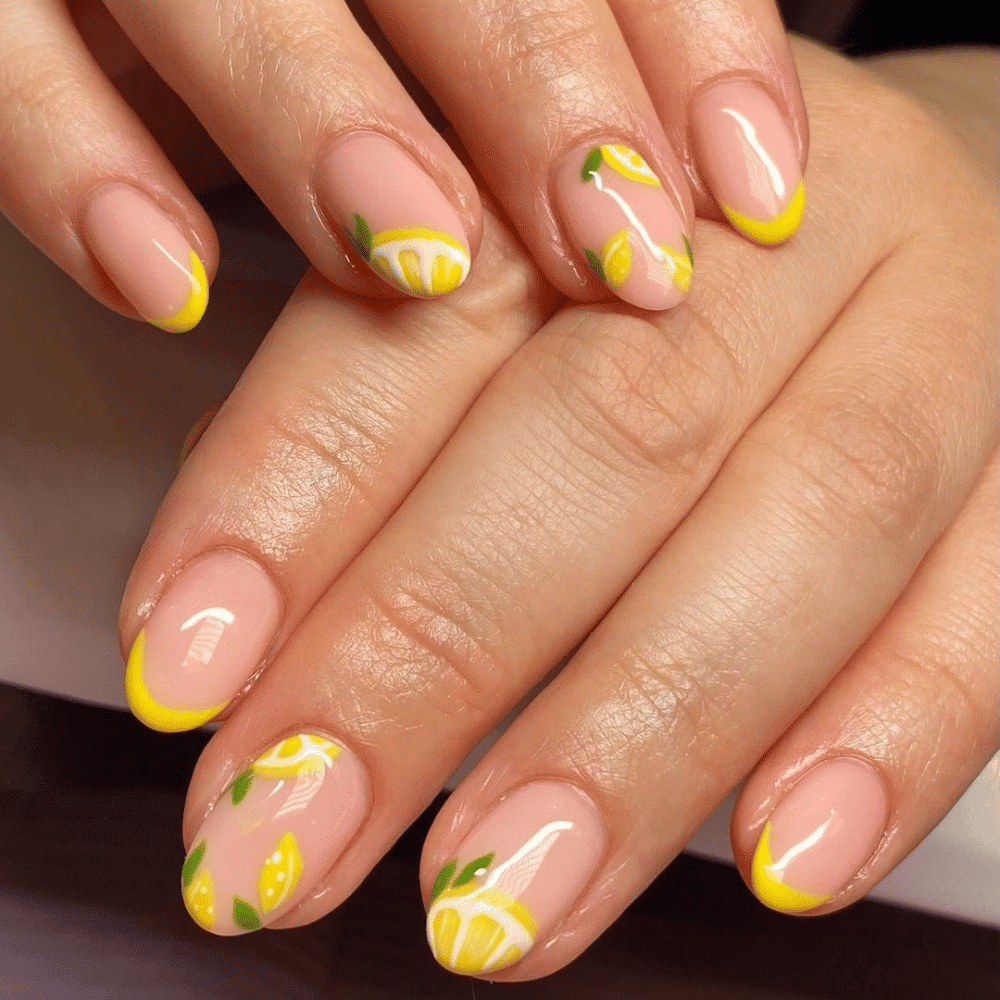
[125,629,228,733]
[751,821,830,914]
[723,181,805,246]
[155,250,209,333]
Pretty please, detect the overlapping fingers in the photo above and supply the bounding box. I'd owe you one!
[119,208,550,732]
[168,49,944,943]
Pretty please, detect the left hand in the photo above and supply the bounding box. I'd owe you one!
[119,37,997,978]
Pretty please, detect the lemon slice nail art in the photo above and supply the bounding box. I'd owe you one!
[259,832,304,915]
[252,735,340,778]
[599,144,662,187]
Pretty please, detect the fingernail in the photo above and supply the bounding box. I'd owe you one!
[555,142,692,311]
[751,757,889,913]
[125,551,282,732]
[316,131,471,298]
[426,781,605,976]
[81,185,208,332]
[182,734,369,934]
[690,81,805,245]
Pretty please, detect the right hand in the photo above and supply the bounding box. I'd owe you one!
[1,0,805,331]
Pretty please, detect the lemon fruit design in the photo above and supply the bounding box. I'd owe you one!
[582,144,662,187]
[600,229,632,287]
[659,241,693,293]
[347,214,469,297]
[259,831,304,915]
[181,840,216,931]
[584,231,692,293]
[228,734,340,804]
[426,852,538,974]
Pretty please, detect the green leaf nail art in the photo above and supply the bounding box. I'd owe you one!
[683,233,694,266]
[453,852,495,889]
[230,768,254,806]
[430,859,457,903]
[581,147,602,182]
[584,248,605,280]
[181,840,207,890]
[349,213,373,259]
[232,896,262,931]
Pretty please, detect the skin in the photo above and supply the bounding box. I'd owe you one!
[111,37,999,978]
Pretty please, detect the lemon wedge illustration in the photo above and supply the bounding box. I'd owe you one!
[369,227,470,296]
[600,144,662,187]
[428,883,538,974]
[658,243,693,293]
[252,735,340,778]
[601,229,633,287]
[184,869,216,930]
[259,831,304,915]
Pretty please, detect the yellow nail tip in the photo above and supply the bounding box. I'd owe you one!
[124,629,228,733]
[155,250,209,333]
[751,821,831,914]
[724,181,805,246]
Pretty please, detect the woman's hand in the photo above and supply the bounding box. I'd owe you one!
[119,37,997,977]
[0,0,804,331]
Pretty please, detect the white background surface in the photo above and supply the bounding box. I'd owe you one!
[1,209,997,929]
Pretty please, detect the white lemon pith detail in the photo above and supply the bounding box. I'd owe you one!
[600,145,662,187]
[369,227,470,296]
[252,735,340,777]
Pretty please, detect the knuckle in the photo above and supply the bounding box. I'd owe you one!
[532,312,739,482]
[778,383,940,544]
[474,0,606,102]
[364,556,510,724]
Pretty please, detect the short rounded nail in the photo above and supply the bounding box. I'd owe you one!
[426,780,605,976]
[751,757,890,913]
[316,131,471,298]
[125,551,282,732]
[182,734,369,934]
[555,142,692,311]
[81,184,208,332]
[690,80,805,245]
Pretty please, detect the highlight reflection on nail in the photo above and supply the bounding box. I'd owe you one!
[182,734,369,934]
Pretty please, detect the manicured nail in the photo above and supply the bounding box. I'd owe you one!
[182,734,369,934]
[81,185,208,332]
[426,781,605,975]
[317,132,471,298]
[125,551,282,732]
[555,142,692,311]
[751,757,889,913]
[690,81,805,245]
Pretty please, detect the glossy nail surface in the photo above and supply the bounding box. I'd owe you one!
[427,781,604,975]
[125,551,282,732]
[752,757,889,913]
[556,143,692,311]
[81,185,208,332]
[182,735,369,934]
[690,81,805,245]
[317,132,470,297]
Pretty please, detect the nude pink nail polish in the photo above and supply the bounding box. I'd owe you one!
[182,734,369,934]
[81,184,208,332]
[426,781,605,975]
[317,132,471,297]
[125,551,282,733]
[751,758,889,913]
[555,142,692,311]
[690,81,805,245]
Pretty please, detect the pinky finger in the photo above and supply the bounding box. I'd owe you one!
[733,449,999,915]
[0,0,215,332]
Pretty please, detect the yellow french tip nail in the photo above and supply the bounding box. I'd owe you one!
[124,629,227,733]
[723,181,805,246]
[751,820,831,913]
[155,250,209,333]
